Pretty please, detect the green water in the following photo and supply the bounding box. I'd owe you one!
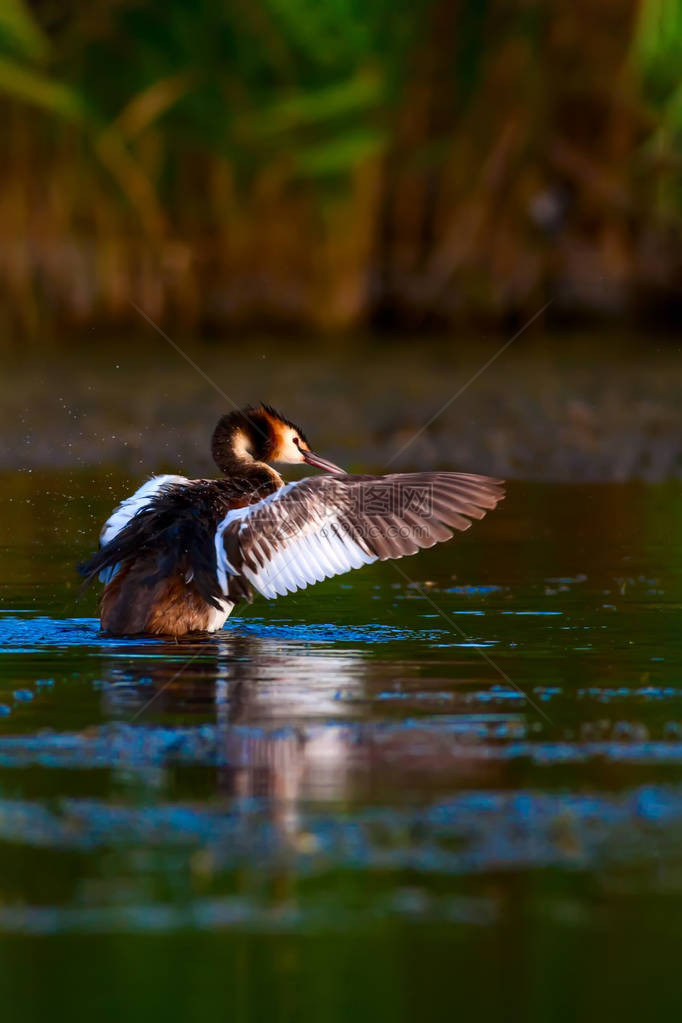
[2,471,682,1020]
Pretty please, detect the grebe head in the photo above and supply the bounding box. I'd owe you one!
[211,404,345,474]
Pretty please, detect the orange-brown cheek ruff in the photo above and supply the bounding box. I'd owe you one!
[258,416,343,474]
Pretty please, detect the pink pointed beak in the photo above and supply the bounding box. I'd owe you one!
[302,449,346,474]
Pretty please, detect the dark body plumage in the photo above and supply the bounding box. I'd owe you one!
[79,405,505,636]
[79,473,276,634]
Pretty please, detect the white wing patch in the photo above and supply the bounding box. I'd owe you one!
[98,474,189,582]
[214,480,376,600]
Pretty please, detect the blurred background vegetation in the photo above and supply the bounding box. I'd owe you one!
[1,0,682,340]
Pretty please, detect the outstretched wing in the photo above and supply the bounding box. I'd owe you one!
[215,473,504,600]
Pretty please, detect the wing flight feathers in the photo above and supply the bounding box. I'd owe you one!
[215,472,504,600]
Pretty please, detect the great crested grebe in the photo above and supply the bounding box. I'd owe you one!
[79,405,505,636]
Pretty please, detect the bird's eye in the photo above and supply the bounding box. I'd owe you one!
[293,437,300,446]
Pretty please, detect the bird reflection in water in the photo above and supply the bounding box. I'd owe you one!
[100,630,365,841]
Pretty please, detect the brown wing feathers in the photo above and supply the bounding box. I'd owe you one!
[343,473,504,560]
[223,472,504,586]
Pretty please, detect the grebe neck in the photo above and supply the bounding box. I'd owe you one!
[211,417,282,484]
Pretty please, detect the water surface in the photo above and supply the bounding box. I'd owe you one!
[1,473,682,1020]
